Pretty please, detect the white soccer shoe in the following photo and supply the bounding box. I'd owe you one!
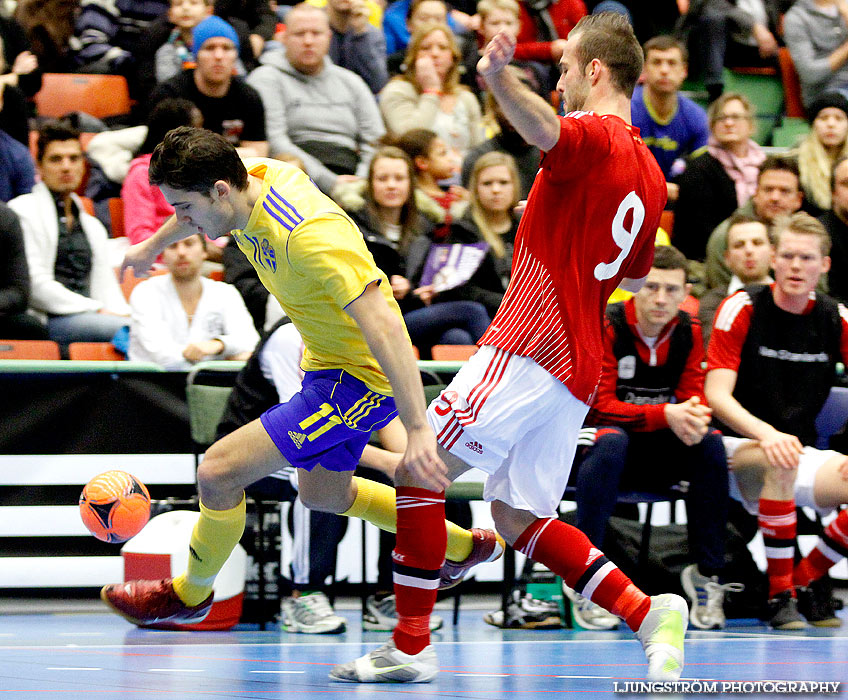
[635,593,688,681]
[329,638,438,683]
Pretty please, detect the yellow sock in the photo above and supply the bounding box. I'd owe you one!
[172,495,246,606]
[341,477,473,561]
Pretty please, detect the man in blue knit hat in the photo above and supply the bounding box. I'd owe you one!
[150,15,269,158]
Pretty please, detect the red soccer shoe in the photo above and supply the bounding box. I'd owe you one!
[439,528,505,589]
[101,578,213,628]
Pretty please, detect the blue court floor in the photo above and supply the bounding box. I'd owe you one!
[0,597,846,699]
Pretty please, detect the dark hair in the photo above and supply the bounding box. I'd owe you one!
[726,212,772,245]
[149,126,248,193]
[651,244,687,273]
[393,128,440,164]
[571,12,643,98]
[138,99,200,156]
[365,146,419,252]
[759,154,800,183]
[36,120,81,162]
[831,155,848,192]
[643,34,687,64]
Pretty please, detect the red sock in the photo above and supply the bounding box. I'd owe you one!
[759,499,797,598]
[794,510,848,588]
[514,517,650,632]
[391,487,446,655]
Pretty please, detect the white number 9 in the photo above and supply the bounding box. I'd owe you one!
[594,191,645,281]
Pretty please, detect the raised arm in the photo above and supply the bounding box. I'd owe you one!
[478,31,560,152]
[120,215,190,281]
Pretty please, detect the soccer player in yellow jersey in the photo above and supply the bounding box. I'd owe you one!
[101,127,504,679]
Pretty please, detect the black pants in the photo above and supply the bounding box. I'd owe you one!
[574,427,729,577]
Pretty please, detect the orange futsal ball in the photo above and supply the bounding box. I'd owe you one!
[79,470,151,543]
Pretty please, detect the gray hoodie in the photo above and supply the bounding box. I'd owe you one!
[246,51,385,193]
[784,0,848,107]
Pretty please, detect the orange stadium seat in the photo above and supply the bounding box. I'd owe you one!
[0,340,61,360]
[778,48,805,119]
[34,74,132,120]
[68,342,125,361]
[660,210,674,238]
[431,344,478,361]
[119,267,168,301]
[109,198,126,238]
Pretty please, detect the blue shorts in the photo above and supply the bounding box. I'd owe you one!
[260,369,397,473]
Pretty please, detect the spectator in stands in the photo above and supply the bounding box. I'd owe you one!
[72,0,170,97]
[247,3,384,193]
[395,128,470,231]
[462,66,542,199]
[784,0,848,110]
[0,14,42,99]
[0,38,31,147]
[333,144,491,354]
[631,35,708,203]
[698,213,773,347]
[679,0,782,103]
[150,15,269,158]
[705,212,848,629]
[13,0,76,75]
[9,122,129,346]
[514,0,586,52]
[325,0,389,93]
[137,0,255,97]
[215,0,278,59]
[705,156,803,289]
[0,202,47,339]
[214,318,445,634]
[795,92,848,216]
[128,232,259,368]
[0,128,35,203]
[674,92,765,262]
[122,99,204,249]
[379,23,483,163]
[576,245,733,630]
[820,155,848,304]
[435,150,520,316]
[382,0,464,57]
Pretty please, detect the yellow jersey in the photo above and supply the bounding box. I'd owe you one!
[231,158,404,395]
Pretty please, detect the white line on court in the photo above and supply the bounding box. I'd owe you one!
[0,635,839,651]
[455,673,510,677]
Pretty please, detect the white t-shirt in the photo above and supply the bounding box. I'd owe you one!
[129,274,260,370]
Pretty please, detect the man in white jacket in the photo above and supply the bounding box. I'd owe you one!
[129,232,259,369]
[9,122,130,347]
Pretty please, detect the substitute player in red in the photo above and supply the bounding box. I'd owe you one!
[331,12,689,684]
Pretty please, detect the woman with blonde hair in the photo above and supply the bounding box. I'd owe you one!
[379,23,483,164]
[795,93,848,215]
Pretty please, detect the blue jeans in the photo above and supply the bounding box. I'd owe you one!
[47,312,127,345]
[404,301,491,356]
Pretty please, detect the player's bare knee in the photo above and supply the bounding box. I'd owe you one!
[764,463,798,491]
[196,445,242,496]
[298,488,346,513]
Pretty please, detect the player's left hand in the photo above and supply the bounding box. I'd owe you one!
[400,426,450,492]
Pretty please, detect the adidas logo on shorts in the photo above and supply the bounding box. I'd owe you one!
[465,440,484,454]
[288,431,307,449]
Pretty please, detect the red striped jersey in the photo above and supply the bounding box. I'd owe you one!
[478,112,666,404]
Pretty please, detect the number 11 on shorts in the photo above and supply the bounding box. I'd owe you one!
[299,402,342,442]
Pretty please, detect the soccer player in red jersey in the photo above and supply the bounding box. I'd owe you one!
[331,12,689,684]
